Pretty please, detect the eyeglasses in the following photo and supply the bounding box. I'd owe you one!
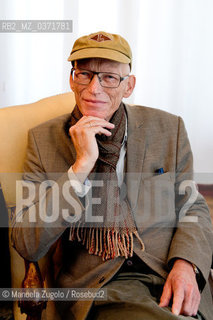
[71,68,129,88]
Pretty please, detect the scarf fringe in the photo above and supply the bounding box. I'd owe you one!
[69,224,145,261]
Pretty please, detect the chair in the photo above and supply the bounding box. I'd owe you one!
[0,93,212,319]
[0,92,75,320]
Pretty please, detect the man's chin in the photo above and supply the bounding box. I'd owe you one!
[82,109,107,120]
[86,113,107,120]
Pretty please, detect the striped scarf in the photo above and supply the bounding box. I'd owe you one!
[69,103,144,261]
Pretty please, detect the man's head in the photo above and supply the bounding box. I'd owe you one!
[68,31,136,120]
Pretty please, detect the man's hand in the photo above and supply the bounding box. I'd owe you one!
[159,259,201,316]
[69,116,114,182]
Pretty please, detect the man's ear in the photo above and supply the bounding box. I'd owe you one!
[123,75,136,98]
[69,73,74,91]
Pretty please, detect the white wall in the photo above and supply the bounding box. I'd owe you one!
[0,0,78,106]
[133,0,213,177]
[0,0,212,178]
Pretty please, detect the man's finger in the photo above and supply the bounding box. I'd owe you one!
[92,126,113,136]
[181,284,194,315]
[171,284,185,315]
[182,285,200,316]
[86,120,115,129]
[77,116,115,128]
[159,281,172,307]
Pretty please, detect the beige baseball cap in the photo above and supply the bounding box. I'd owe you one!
[68,31,132,69]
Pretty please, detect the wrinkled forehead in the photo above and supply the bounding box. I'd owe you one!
[74,58,130,73]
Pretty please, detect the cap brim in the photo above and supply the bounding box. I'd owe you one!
[67,47,131,65]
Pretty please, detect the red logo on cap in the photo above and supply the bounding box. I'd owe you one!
[90,33,112,42]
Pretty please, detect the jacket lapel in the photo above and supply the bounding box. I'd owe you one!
[125,104,146,210]
[58,114,77,168]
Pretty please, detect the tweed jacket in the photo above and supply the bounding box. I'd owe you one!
[12,104,213,320]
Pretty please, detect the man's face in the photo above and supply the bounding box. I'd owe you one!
[69,58,135,121]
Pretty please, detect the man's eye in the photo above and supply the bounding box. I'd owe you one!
[77,72,90,77]
[106,75,116,79]
[103,74,118,82]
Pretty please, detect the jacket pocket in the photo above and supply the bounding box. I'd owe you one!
[133,172,176,229]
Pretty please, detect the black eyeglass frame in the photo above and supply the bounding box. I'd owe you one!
[71,67,130,88]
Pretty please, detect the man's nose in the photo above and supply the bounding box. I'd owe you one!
[87,74,102,93]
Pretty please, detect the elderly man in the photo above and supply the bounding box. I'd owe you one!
[12,31,213,320]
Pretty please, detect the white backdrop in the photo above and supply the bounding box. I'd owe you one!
[0,0,213,178]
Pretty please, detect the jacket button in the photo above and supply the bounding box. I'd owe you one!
[99,276,105,283]
[126,260,133,266]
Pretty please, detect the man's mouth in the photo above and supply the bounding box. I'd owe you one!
[83,99,106,104]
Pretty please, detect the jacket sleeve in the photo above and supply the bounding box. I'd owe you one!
[167,117,213,288]
[11,129,85,261]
